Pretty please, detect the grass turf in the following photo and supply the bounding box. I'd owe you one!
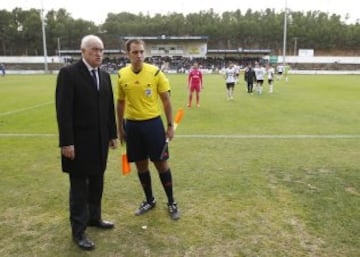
[0,73,359,257]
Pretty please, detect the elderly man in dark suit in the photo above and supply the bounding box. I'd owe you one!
[55,34,117,251]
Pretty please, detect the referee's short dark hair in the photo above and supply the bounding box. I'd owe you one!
[125,39,145,52]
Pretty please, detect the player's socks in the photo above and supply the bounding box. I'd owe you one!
[138,170,154,203]
[159,169,174,204]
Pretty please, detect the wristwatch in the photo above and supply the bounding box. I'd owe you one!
[168,122,173,127]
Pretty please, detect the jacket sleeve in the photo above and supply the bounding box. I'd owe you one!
[106,73,117,140]
[55,68,74,146]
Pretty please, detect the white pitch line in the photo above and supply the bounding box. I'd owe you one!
[0,133,360,139]
[0,101,53,116]
[176,134,360,139]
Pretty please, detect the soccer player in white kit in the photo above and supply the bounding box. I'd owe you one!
[234,63,241,84]
[223,62,237,100]
[276,64,284,80]
[254,63,266,95]
[266,63,275,93]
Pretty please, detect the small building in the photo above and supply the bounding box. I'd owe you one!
[120,36,208,58]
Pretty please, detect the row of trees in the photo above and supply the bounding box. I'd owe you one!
[1,7,359,56]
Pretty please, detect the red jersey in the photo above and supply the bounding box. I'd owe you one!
[188,69,203,87]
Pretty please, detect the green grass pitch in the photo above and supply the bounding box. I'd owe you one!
[0,73,359,257]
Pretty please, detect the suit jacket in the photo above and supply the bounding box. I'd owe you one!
[244,68,256,83]
[55,60,117,175]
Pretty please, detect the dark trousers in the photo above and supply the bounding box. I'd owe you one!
[247,82,253,93]
[69,173,104,238]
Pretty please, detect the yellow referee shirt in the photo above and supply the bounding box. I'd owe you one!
[117,63,170,120]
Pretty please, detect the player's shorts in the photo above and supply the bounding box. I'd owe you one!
[125,116,168,162]
[190,84,201,93]
[256,80,264,85]
[277,71,283,75]
[268,79,273,84]
[226,82,235,89]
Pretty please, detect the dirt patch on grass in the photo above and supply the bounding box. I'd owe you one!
[345,187,360,196]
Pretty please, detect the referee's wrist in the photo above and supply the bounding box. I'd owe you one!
[167,122,173,127]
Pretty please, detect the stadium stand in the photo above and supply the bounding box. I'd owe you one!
[1,36,360,74]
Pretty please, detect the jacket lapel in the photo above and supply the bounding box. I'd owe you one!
[77,60,99,91]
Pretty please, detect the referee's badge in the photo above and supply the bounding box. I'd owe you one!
[145,88,152,96]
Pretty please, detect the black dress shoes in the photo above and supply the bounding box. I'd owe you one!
[73,234,95,250]
[88,219,114,229]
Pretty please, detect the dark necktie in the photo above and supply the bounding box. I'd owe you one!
[91,69,98,90]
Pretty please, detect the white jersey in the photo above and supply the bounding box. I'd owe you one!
[277,65,284,73]
[225,67,236,83]
[267,67,275,80]
[254,66,266,80]
[234,65,240,75]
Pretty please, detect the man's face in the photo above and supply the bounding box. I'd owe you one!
[128,43,145,66]
[82,40,103,68]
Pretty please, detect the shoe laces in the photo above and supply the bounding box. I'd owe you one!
[140,199,155,209]
[168,202,177,213]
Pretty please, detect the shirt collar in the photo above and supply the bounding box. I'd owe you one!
[82,58,98,73]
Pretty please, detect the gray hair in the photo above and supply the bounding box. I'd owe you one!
[80,35,103,49]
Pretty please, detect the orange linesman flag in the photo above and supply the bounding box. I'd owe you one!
[159,108,185,160]
[121,144,131,175]
[174,108,184,130]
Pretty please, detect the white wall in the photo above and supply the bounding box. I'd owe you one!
[0,56,63,63]
[278,56,360,64]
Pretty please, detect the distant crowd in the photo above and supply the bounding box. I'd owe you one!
[95,56,264,74]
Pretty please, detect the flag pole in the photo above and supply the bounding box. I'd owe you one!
[282,0,288,67]
[41,0,48,73]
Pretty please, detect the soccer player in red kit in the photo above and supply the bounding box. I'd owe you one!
[187,62,203,107]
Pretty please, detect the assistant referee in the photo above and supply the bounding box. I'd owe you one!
[116,39,180,220]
